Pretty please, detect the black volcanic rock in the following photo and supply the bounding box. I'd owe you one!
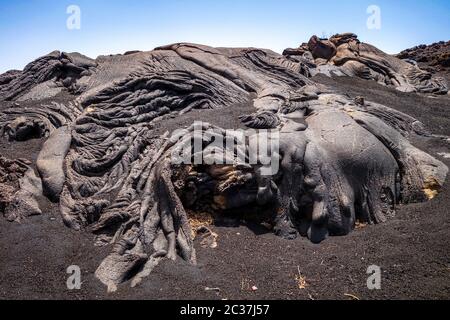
[284,33,448,95]
[0,38,448,292]
[307,35,337,60]
[0,51,96,101]
[397,41,450,70]
[397,41,450,87]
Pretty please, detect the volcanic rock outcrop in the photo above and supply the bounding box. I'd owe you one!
[0,156,42,221]
[397,41,450,71]
[0,38,448,291]
[397,40,450,85]
[284,33,449,94]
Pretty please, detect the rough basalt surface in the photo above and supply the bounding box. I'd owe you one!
[284,33,449,95]
[0,39,448,292]
[397,40,450,86]
[397,41,450,72]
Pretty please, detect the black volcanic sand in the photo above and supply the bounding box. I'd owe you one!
[0,77,449,300]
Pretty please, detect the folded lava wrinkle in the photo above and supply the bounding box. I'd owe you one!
[0,37,448,291]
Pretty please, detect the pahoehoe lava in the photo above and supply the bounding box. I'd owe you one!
[0,34,448,292]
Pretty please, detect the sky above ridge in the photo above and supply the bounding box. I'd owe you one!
[0,0,449,73]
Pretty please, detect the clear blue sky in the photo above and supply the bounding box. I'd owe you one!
[0,0,449,73]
